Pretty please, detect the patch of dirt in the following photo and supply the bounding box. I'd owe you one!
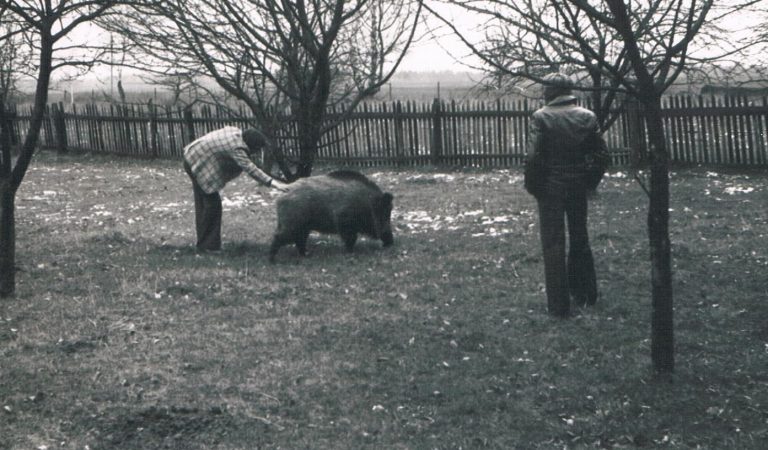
[90,405,246,450]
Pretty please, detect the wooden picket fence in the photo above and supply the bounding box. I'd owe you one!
[6,95,768,168]
[659,96,768,166]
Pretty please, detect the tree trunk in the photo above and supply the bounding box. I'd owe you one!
[12,37,53,189]
[295,109,323,178]
[2,31,54,297]
[643,99,674,374]
[589,69,606,127]
[0,103,14,298]
[297,135,316,178]
[604,0,675,374]
[0,182,15,298]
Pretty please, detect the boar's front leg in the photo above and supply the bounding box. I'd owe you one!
[269,228,310,262]
[336,211,359,252]
[269,234,288,263]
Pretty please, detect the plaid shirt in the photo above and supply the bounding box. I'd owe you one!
[183,126,272,194]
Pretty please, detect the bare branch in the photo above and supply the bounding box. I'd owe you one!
[100,0,423,178]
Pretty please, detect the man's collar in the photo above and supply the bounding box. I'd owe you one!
[546,95,578,106]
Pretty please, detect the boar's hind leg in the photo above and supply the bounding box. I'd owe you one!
[340,231,358,252]
[295,229,310,256]
[268,238,283,263]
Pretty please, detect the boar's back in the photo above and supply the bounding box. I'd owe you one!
[277,171,385,234]
[326,170,383,193]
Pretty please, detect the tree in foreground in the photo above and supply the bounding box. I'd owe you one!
[0,0,122,297]
[101,0,424,179]
[0,5,28,297]
[427,0,762,374]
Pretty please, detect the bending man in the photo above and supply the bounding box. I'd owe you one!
[183,126,288,251]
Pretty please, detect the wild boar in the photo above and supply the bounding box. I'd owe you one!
[269,170,394,262]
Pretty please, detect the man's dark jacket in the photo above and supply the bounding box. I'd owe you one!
[524,95,608,199]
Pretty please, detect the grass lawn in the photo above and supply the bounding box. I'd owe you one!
[1,151,767,449]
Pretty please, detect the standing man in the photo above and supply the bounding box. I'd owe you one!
[524,73,609,318]
[183,126,288,251]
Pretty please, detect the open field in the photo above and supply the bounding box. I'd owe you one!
[1,152,767,449]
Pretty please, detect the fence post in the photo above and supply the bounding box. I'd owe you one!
[52,102,68,154]
[120,104,131,152]
[626,97,647,168]
[149,101,158,157]
[762,96,768,165]
[431,98,443,165]
[184,107,195,144]
[394,101,404,164]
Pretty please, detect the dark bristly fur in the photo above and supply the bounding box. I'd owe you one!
[269,171,394,262]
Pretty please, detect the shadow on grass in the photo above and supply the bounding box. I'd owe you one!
[264,236,396,264]
[87,405,274,450]
[148,239,389,258]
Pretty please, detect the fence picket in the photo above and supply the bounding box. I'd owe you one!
[697,96,709,165]
[761,97,768,165]
[723,97,735,164]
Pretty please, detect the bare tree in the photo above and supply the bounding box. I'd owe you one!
[0,0,124,298]
[0,19,29,104]
[427,0,761,374]
[0,4,22,299]
[758,2,768,46]
[137,73,199,107]
[687,1,768,94]
[101,0,424,179]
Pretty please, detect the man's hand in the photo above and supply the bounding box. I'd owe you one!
[270,180,290,192]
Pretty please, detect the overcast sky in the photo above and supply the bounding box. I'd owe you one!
[43,1,764,93]
[399,38,473,73]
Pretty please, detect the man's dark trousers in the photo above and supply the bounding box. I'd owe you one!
[537,189,597,317]
[184,162,222,251]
